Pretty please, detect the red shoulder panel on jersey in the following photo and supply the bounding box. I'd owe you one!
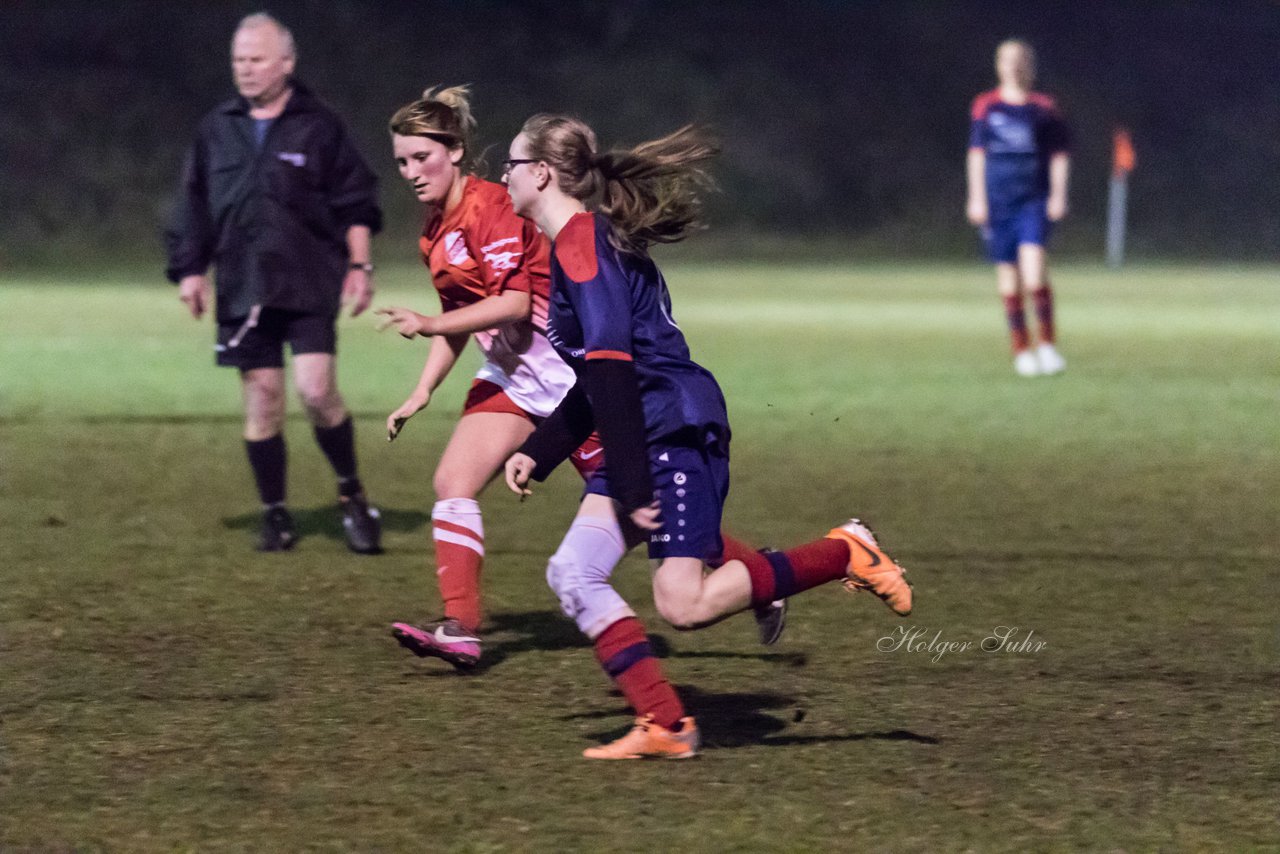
[970,89,1000,120]
[555,212,599,283]
[1028,91,1059,111]
[585,350,632,362]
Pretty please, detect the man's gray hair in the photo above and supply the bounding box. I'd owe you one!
[236,12,297,59]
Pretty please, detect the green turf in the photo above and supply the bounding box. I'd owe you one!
[2,263,1277,850]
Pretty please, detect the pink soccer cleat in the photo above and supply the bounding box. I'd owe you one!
[391,618,482,671]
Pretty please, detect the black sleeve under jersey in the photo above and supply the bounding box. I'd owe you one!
[520,381,595,482]
[577,357,653,515]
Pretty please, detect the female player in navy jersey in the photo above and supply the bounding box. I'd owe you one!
[967,39,1071,376]
[502,115,914,759]
[376,88,780,741]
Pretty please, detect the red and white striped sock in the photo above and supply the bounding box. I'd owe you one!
[432,498,485,632]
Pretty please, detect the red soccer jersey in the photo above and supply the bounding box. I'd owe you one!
[419,175,553,330]
[416,175,572,418]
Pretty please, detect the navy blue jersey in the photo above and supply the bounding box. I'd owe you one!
[548,212,729,446]
[969,90,1070,210]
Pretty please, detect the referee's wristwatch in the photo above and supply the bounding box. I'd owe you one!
[349,261,374,272]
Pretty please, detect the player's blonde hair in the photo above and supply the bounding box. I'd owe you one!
[389,85,478,171]
[519,114,718,255]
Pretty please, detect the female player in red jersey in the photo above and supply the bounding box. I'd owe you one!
[967,39,1071,376]
[376,86,604,669]
[378,88,784,684]
[502,115,914,759]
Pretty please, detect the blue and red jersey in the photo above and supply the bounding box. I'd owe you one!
[969,90,1070,211]
[548,212,729,446]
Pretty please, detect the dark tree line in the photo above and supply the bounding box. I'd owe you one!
[3,0,1277,266]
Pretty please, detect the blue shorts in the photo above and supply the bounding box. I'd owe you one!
[584,437,728,563]
[983,198,1052,263]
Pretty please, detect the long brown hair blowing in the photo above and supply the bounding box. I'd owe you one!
[389,84,478,171]
[520,115,719,254]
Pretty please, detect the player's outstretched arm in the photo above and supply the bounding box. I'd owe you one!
[386,333,466,440]
[375,291,530,339]
[376,306,430,338]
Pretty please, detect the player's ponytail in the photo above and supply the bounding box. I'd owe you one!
[520,115,718,254]
[595,125,718,254]
[389,84,478,171]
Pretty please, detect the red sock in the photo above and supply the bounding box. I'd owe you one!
[595,617,684,730]
[723,533,851,607]
[1003,293,1030,352]
[720,534,776,605]
[781,537,852,592]
[1031,284,1055,344]
[433,524,484,632]
[717,533,759,567]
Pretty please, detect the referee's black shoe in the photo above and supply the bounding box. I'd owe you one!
[341,493,383,555]
[257,505,298,552]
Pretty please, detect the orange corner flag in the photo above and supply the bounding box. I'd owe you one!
[1113,128,1136,177]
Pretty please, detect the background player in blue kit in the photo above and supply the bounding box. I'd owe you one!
[502,114,914,759]
[967,39,1071,377]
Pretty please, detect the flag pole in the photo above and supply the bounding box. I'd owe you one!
[1106,128,1136,268]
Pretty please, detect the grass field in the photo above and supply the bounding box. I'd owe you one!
[2,262,1277,851]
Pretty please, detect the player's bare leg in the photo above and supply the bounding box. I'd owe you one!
[294,352,381,553]
[243,366,288,440]
[293,352,345,428]
[433,411,537,501]
[995,260,1021,299]
[652,557,753,630]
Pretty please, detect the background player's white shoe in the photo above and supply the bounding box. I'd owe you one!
[1013,350,1041,377]
[1036,343,1066,375]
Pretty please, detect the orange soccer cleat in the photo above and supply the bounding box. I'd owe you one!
[582,714,701,760]
[826,519,913,616]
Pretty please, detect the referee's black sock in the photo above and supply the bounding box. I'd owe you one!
[314,415,362,497]
[245,434,287,506]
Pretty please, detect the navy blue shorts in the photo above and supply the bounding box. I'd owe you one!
[584,438,728,563]
[215,308,337,371]
[983,197,1052,263]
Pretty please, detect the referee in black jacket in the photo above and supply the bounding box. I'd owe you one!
[165,13,382,554]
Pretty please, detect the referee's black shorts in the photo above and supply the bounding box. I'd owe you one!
[215,308,337,371]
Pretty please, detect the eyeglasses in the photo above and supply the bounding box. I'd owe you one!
[501,158,537,176]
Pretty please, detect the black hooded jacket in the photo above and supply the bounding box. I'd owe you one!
[164,80,382,322]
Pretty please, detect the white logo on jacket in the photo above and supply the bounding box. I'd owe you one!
[277,152,306,167]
